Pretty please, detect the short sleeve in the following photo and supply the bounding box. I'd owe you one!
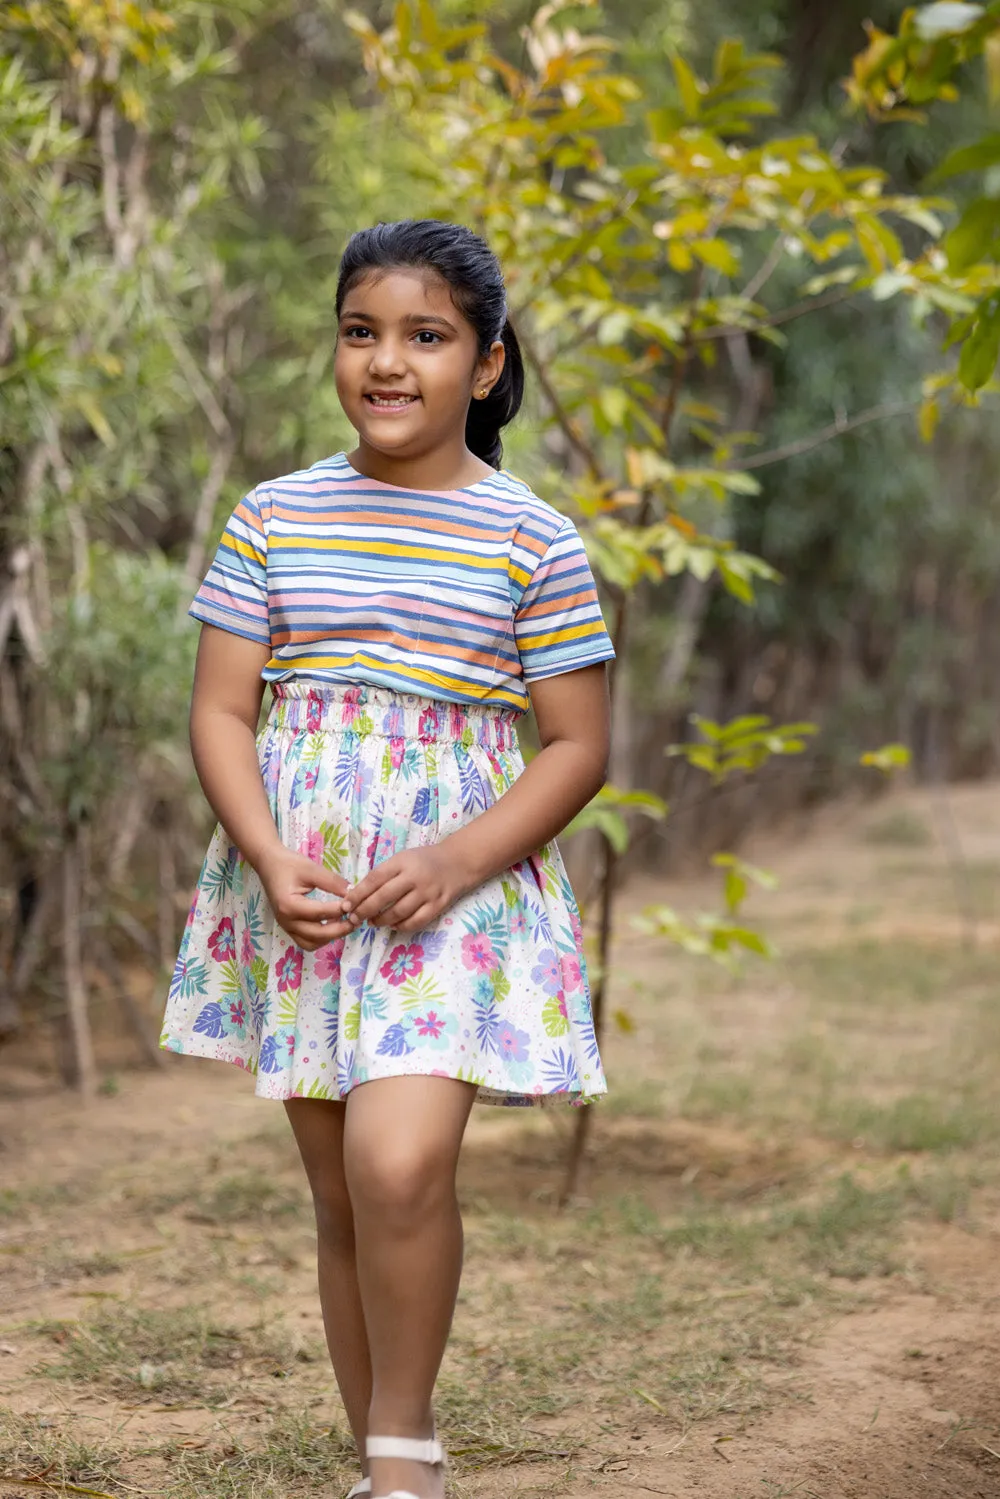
[513,519,616,683]
[189,487,271,647]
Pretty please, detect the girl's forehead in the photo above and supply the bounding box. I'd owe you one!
[343,267,466,320]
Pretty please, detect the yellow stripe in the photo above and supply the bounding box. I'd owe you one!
[224,535,266,566]
[266,651,526,709]
[518,621,605,648]
[269,535,501,571]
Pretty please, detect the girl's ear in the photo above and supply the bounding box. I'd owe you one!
[475,338,506,397]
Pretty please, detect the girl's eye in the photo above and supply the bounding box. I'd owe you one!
[343,325,372,339]
[414,330,442,344]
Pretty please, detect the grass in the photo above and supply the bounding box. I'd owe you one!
[9,810,1000,1497]
[34,1303,315,1404]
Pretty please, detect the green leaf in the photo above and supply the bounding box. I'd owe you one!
[691,238,741,276]
[958,298,1000,390]
[944,197,1000,271]
[927,132,1000,184]
[672,53,703,119]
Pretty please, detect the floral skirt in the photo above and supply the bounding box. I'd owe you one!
[160,682,607,1107]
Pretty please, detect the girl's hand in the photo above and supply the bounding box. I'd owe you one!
[257,846,354,951]
[343,845,471,935]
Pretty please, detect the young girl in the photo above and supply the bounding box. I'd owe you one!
[160,219,614,1499]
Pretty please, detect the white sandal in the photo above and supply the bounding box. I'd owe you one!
[346,1482,371,1499]
[366,1433,446,1499]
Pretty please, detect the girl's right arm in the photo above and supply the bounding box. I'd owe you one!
[189,625,353,951]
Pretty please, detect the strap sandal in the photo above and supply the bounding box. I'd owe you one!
[366,1433,446,1499]
[346,1481,371,1499]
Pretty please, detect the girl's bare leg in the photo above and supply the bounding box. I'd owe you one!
[284,1098,373,1482]
[344,1075,477,1499]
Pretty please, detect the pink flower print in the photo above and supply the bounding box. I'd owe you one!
[531,948,561,995]
[414,1009,447,1040]
[306,691,324,732]
[299,829,324,864]
[461,932,498,973]
[208,916,236,963]
[380,943,424,987]
[509,910,527,938]
[314,939,344,982]
[388,736,406,769]
[229,998,247,1029]
[559,953,583,993]
[276,946,303,993]
[569,907,584,949]
[184,898,198,931]
[240,925,256,966]
[449,704,467,738]
[418,706,440,740]
[495,1021,530,1063]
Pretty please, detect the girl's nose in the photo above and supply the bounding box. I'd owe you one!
[368,340,407,378]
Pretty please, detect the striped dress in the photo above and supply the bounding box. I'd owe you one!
[160,452,616,1107]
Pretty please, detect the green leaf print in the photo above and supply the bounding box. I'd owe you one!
[490,968,511,1003]
[424,743,438,779]
[276,988,299,1027]
[218,957,241,996]
[542,993,570,1037]
[303,1076,333,1100]
[343,1002,361,1040]
[321,821,348,873]
[399,973,446,1012]
[380,742,393,784]
[251,956,269,994]
[201,854,235,904]
[460,725,474,749]
[501,879,520,909]
[454,1064,487,1088]
[232,858,247,898]
[361,987,388,1021]
[354,710,374,738]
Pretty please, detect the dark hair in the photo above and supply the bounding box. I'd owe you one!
[335,219,525,469]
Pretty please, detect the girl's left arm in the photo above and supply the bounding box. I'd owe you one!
[343,663,610,934]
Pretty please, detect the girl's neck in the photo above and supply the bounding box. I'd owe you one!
[347,440,494,493]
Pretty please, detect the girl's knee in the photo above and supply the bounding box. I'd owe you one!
[346,1141,455,1223]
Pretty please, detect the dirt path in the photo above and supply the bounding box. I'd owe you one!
[4,781,1000,1498]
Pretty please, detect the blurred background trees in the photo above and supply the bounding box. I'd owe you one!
[3,0,1000,1090]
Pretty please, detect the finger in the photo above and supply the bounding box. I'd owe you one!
[277,893,350,924]
[343,859,400,909]
[368,889,426,927]
[350,874,415,923]
[281,917,354,950]
[393,903,438,936]
[297,860,350,897]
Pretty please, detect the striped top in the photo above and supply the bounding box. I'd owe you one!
[190,451,615,713]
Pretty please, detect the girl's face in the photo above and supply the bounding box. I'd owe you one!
[334,268,504,462]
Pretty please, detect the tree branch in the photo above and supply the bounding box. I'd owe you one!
[695,285,858,343]
[732,399,917,471]
[509,314,607,484]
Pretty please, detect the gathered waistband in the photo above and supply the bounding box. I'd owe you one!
[268,682,519,752]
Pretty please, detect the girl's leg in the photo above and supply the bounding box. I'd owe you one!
[344,1075,477,1499]
[284,1098,373,1480]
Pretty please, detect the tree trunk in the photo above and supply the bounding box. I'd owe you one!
[62,833,97,1098]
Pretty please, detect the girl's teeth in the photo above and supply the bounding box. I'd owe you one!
[369,395,415,407]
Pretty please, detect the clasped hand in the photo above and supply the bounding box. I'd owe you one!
[258,842,471,952]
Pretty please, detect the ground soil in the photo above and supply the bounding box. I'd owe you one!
[3,782,1000,1499]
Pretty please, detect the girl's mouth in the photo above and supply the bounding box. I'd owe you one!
[364,392,420,410]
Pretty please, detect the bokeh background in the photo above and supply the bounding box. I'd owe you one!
[4,4,1000,1497]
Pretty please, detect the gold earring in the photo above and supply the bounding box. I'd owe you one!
[479,386,488,398]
